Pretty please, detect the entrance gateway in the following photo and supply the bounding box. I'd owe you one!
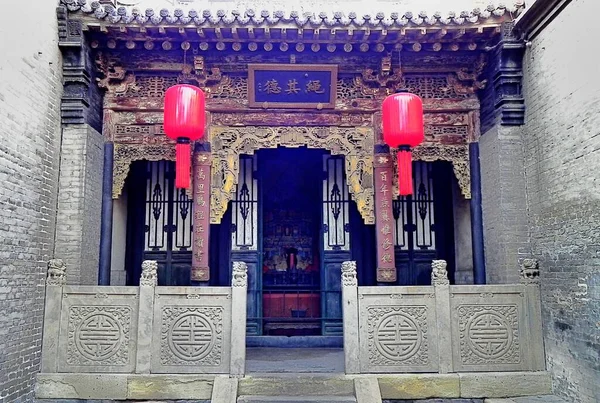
[125,146,456,340]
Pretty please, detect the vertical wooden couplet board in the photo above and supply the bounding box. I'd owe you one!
[192,151,211,282]
[374,154,396,282]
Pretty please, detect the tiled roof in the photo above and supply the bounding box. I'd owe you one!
[61,0,525,27]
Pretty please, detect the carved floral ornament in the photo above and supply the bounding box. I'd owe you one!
[209,125,375,225]
[392,144,471,199]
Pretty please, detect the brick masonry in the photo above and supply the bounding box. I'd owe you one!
[519,0,600,401]
[480,125,530,284]
[54,125,104,286]
[0,0,63,401]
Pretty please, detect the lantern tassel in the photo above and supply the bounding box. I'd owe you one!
[175,138,191,189]
[398,148,413,196]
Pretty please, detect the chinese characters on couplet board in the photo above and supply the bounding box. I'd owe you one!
[259,79,326,95]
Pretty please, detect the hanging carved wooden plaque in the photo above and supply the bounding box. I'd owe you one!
[248,64,338,109]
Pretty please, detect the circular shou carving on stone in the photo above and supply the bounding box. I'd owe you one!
[466,311,513,360]
[75,313,123,361]
[375,312,422,361]
[168,313,215,361]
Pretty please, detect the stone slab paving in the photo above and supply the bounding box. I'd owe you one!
[246,347,345,373]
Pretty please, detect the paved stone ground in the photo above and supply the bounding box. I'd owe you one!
[246,347,345,373]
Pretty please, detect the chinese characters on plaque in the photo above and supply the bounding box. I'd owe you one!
[191,152,211,282]
[374,154,397,282]
[249,64,337,109]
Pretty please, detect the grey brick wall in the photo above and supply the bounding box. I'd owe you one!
[0,1,63,401]
[54,125,104,286]
[479,125,531,284]
[521,0,600,401]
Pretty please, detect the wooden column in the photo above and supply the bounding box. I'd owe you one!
[191,147,211,283]
[374,153,396,282]
[98,142,113,285]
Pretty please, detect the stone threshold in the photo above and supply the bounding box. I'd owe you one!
[35,371,552,401]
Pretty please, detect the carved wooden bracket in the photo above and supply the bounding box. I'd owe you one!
[392,144,471,199]
[209,126,375,225]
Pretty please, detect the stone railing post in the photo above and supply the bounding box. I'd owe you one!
[432,260,453,373]
[135,260,157,374]
[341,261,360,374]
[520,258,545,370]
[41,259,67,373]
[230,261,248,377]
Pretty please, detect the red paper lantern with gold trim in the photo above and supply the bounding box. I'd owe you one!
[382,90,424,196]
[164,84,206,189]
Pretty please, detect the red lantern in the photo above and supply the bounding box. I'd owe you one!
[164,84,206,188]
[382,91,424,196]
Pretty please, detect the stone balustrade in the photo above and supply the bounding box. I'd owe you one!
[40,259,248,377]
[342,259,545,374]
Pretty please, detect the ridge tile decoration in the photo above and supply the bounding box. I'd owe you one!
[60,0,525,29]
[248,64,337,109]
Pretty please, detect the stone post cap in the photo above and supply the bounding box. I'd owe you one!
[140,260,158,286]
[47,259,67,286]
[431,259,449,285]
[232,261,248,287]
[520,258,540,284]
[342,261,358,287]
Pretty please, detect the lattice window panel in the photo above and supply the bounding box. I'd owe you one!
[120,76,179,98]
[337,78,377,100]
[208,76,248,99]
[404,76,470,99]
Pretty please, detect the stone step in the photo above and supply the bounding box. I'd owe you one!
[237,396,357,403]
[238,375,355,397]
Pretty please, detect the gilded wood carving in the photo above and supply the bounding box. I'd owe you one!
[209,126,375,225]
[391,144,471,199]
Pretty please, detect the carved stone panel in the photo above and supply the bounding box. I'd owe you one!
[57,287,139,373]
[449,285,528,372]
[358,286,439,373]
[151,287,232,374]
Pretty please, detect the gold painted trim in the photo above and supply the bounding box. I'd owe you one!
[392,144,471,199]
[209,125,374,224]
